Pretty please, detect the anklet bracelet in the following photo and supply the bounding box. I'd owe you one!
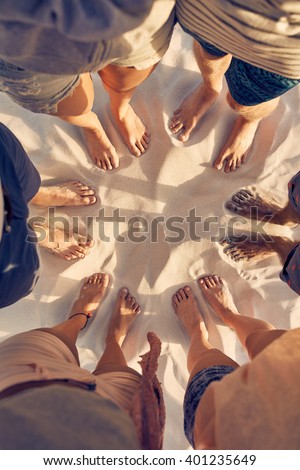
[69,312,90,330]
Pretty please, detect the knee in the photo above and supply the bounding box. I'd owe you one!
[55,74,94,117]
[226,92,248,113]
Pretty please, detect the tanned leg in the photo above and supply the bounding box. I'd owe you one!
[169,40,232,142]
[99,64,157,157]
[55,73,119,170]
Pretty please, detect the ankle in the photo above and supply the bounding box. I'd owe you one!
[69,312,90,330]
[275,204,300,226]
[105,334,122,347]
[275,237,299,263]
[202,81,222,96]
[110,102,130,121]
[218,308,240,326]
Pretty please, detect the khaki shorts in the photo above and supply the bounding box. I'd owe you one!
[0,330,141,413]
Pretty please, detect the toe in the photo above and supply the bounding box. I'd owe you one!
[141,136,149,149]
[134,304,141,314]
[184,286,192,297]
[198,277,207,289]
[179,129,191,142]
[224,159,231,173]
[204,276,212,288]
[176,291,183,302]
[171,122,183,134]
[135,140,145,154]
[225,201,240,213]
[170,118,181,127]
[243,189,253,198]
[179,288,186,299]
[87,274,97,284]
[120,288,128,299]
[100,273,110,287]
[104,156,113,170]
[131,144,141,157]
[229,160,236,172]
[213,154,226,171]
[109,152,119,169]
[82,195,97,205]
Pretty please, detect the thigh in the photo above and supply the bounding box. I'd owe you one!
[225,58,300,106]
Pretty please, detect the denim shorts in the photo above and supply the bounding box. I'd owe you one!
[181,25,300,106]
[0,1,175,114]
[183,365,235,448]
[0,59,80,114]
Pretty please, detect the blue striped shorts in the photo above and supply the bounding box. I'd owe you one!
[181,25,300,106]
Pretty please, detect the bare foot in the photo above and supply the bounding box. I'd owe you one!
[169,83,220,142]
[83,124,119,170]
[112,104,150,157]
[198,276,239,322]
[226,189,299,227]
[69,273,110,320]
[213,116,260,172]
[221,234,298,264]
[221,234,278,263]
[30,181,97,207]
[225,188,283,221]
[106,288,141,345]
[172,286,208,340]
[34,222,94,261]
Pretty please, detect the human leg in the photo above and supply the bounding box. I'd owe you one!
[169,39,232,142]
[172,284,238,449]
[213,60,300,172]
[198,275,286,360]
[55,73,119,170]
[99,64,156,157]
[213,94,279,172]
[172,286,238,380]
[0,62,118,171]
[93,288,141,372]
